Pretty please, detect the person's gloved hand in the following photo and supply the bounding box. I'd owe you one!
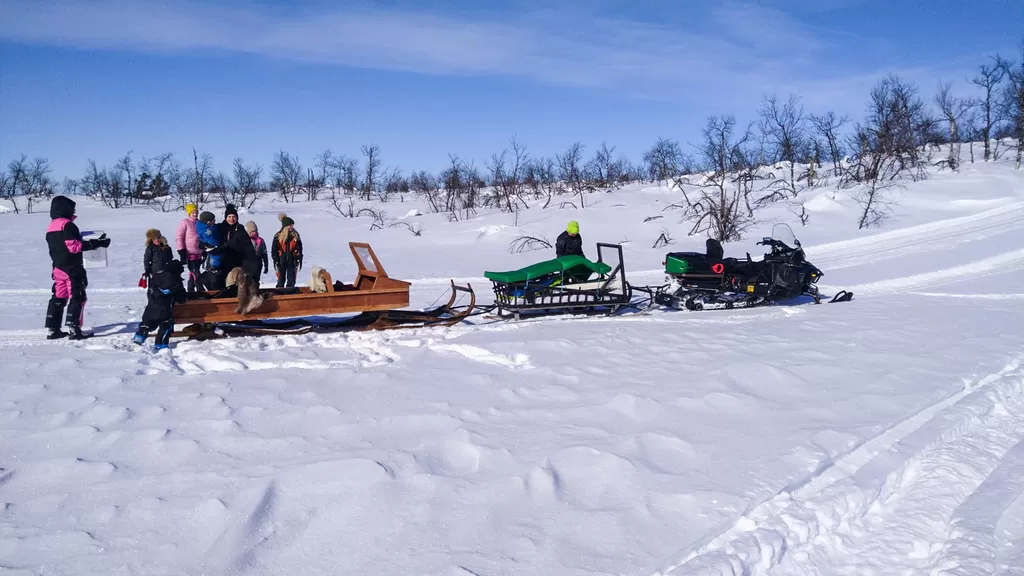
[93,234,111,248]
[178,249,188,262]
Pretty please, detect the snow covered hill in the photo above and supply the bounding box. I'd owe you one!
[2,157,1024,575]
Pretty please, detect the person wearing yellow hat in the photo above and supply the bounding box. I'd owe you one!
[555,220,584,257]
[175,202,202,291]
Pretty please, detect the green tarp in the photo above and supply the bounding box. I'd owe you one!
[485,255,611,284]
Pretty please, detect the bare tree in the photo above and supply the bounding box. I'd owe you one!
[313,149,333,201]
[758,93,807,196]
[231,158,264,209]
[556,142,590,208]
[0,170,14,213]
[809,111,850,176]
[331,155,359,194]
[844,74,932,185]
[361,144,381,201]
[439,154,481,221]
[935,81,976,169]
[643,137,692,182]
[971,56,1009,161]
[271,150,303,202]
[999,45,1024,169]
[380,166,406,201]
[2,155,55,213]
[114,151,135,205]
[81,159,127,209]
[2,155,28,213]
[586,141,628,189]
[684,115,757,241]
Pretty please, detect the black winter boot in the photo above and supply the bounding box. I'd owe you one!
[67,324,94,340]
[47,328,68,340]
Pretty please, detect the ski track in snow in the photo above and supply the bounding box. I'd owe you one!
[641,356,1024,576]
[805,200,1024,271]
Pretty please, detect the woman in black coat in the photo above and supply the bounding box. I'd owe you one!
[209,220,263,282]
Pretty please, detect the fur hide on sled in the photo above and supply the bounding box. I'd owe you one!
[309,266,328,293]
[225,267,265,315]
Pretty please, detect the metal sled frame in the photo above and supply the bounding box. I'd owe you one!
[488,243,632,320]
[172,242,475,337]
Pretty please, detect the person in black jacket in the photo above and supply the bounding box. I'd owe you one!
[214,204,247,273]
[271,214,303,288]
[555,220,584,258]
[208,220,264,284]
[132,260,187,351]
[44,195,111,340]
[142,229,175,279]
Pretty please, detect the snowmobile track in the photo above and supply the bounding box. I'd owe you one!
[638,354,1024,576]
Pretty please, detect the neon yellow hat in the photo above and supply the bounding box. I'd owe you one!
[185,203,197,216]
[567,220,579,234]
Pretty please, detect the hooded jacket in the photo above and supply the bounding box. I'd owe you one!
[175,215,201,257]
[143,232,175,277]
[46,196,103,275]
[196,220,222,269]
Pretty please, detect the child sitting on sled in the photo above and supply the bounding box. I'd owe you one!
[134,246,188,351]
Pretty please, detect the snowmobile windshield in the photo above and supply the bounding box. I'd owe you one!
[771,223,800,250]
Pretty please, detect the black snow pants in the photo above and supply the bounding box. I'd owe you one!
[136,291,176,345]
[276,265,297,288]
[45,268,88,330]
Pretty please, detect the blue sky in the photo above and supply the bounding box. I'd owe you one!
[0,0,1021,179]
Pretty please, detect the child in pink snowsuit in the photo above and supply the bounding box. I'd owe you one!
[176,203,203,292]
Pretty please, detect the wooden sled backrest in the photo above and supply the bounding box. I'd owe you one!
[349,242,389,290]
[320,269,335,292]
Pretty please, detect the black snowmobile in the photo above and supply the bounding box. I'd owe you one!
[654,223,852,311]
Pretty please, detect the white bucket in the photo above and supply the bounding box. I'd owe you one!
[81,230,108,269]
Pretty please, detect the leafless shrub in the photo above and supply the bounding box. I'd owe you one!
[390,221,422,236]
[789,201,810,226]
[652,230,674,249]
[356,207,387,231]
[509,235,552,254]
[684,114,758,241]
[856,179,899,229]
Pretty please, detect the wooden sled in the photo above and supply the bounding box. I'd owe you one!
[172,242,474,338]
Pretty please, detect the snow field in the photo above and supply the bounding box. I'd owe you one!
[1,156,1024,574]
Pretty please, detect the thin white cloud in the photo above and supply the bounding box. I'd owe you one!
[0,0,965,117]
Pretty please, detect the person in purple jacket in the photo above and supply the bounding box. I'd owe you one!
[44,196,111,340]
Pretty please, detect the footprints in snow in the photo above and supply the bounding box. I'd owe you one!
[125,331,533,376]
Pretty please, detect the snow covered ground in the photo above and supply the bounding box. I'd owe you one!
[2,157,1024,575]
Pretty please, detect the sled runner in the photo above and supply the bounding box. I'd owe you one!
[172,242,475,338]
[484,243,632,319]
[654,224,853,311]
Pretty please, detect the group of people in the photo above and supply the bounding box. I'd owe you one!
[43,196,305,349]
[155,203,305,292]
[44,194,586,348]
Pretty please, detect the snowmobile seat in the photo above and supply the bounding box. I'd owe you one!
[706,238,723,262]
[665,252,720,276]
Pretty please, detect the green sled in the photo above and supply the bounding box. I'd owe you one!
[485,255,612,285]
